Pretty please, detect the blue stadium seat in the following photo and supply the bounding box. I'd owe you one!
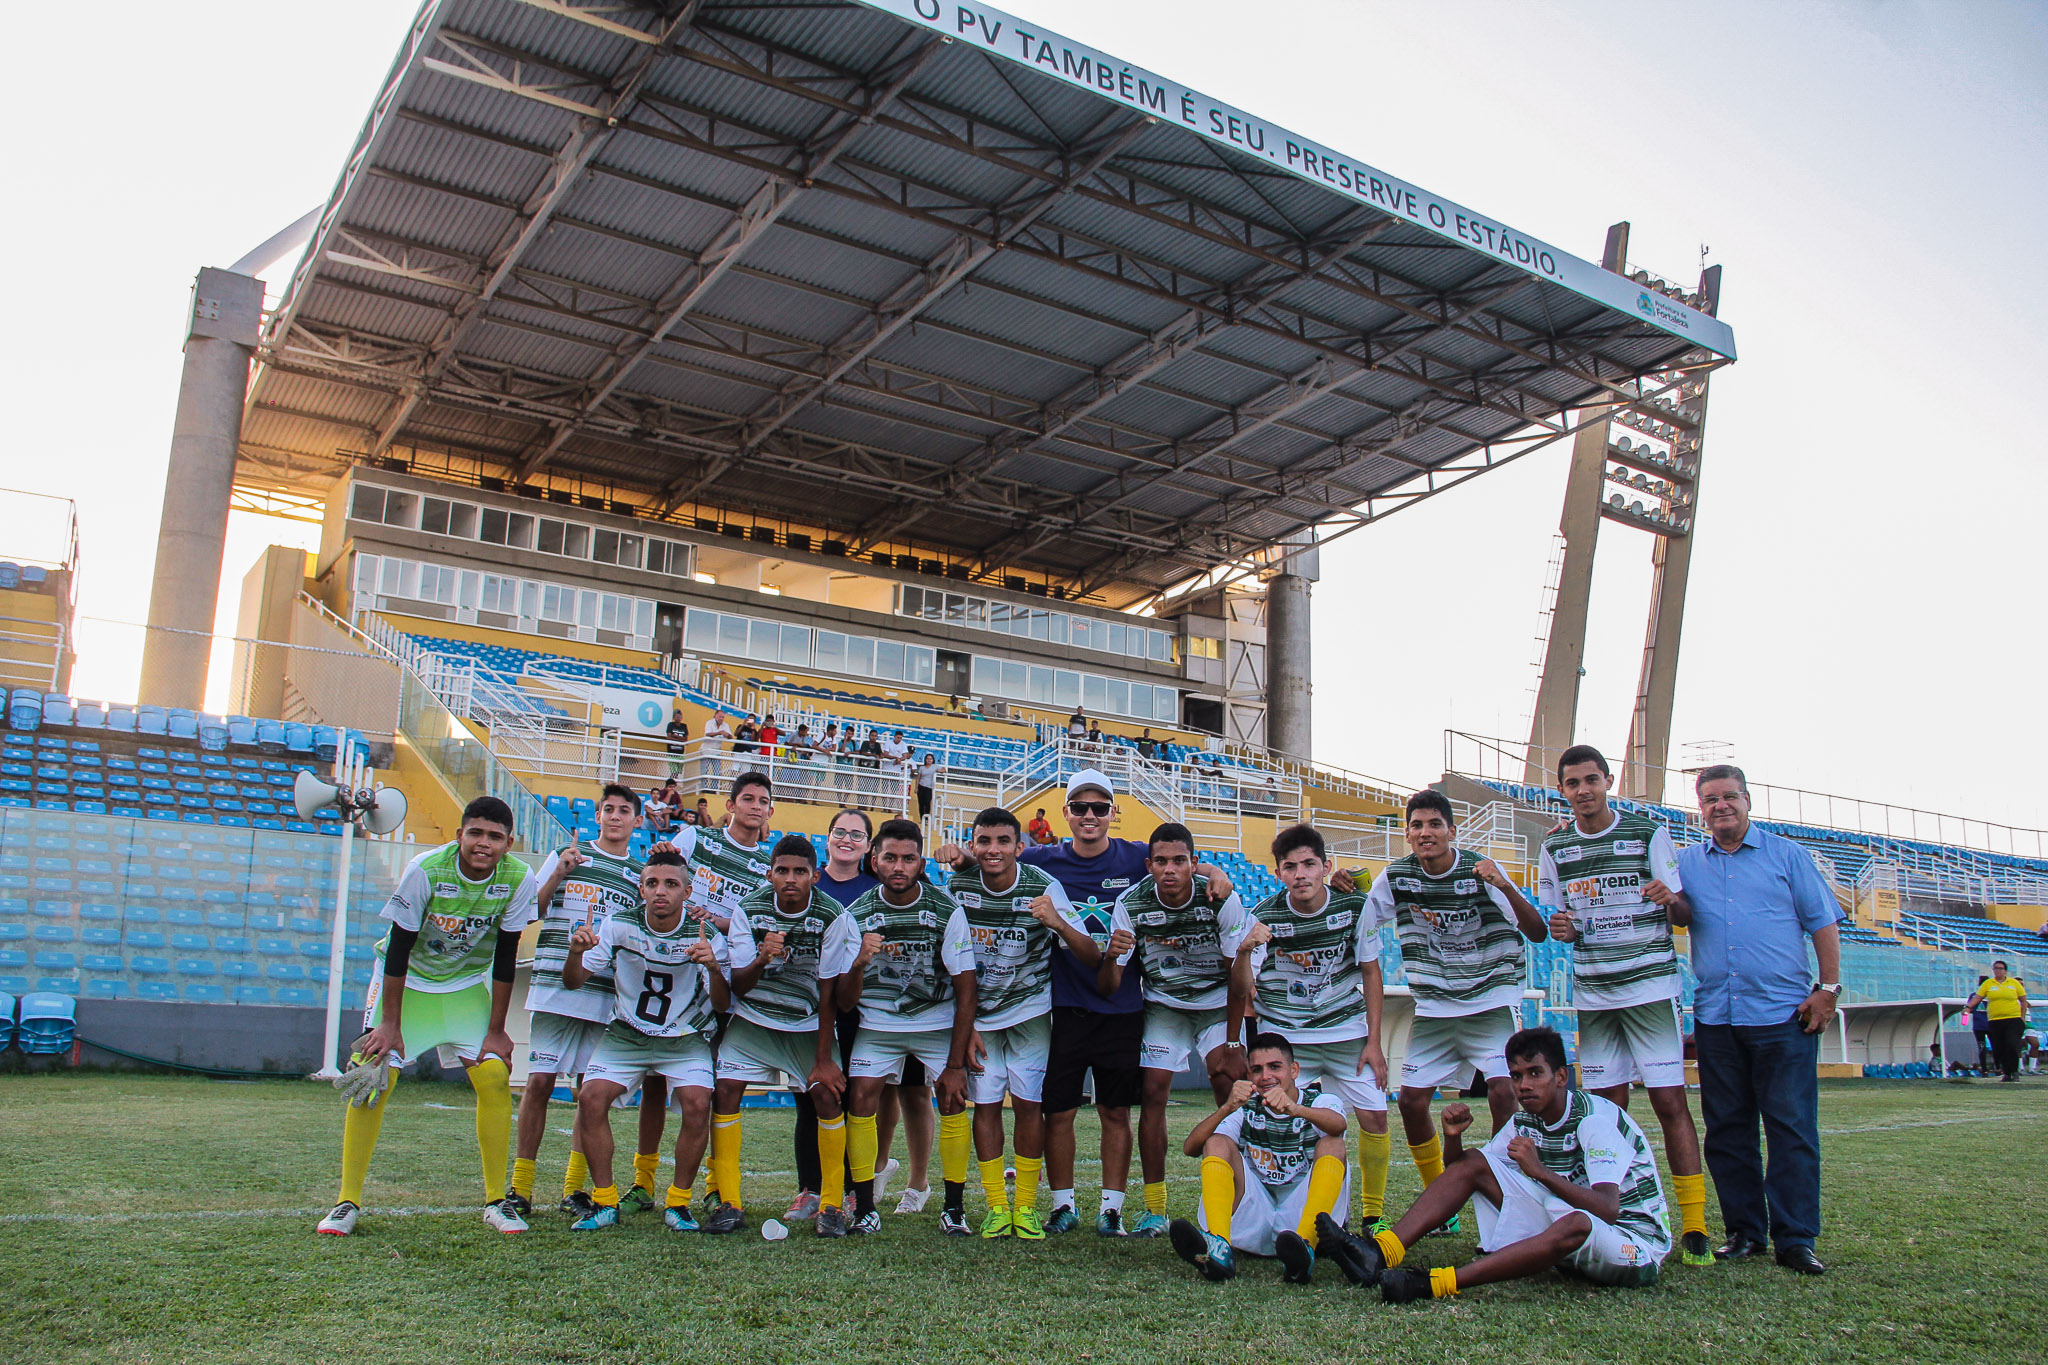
[136,981,178,1002]
[16,992,75,1053]
[85,979,126,1000]
[0,990,12,1047]
[131,956,170,975]
[233,985,270,1003]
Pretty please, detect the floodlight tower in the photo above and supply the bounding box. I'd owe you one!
[1523,222,1721,803]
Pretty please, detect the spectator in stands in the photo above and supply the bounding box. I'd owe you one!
[1084,720,1103,748]
[857,728,884,803]
[1676,764,1842,1276]
[1028,807,1055,846]
[1965,962,2030,1083]
[642,786,672,834]
[659,776,682,816]
[703,710,733,784]
[1135,728,1158,760]
[916,753,936,819]
[757,715,782,769]
[1970,981,1994,1071]
[879,729,911,810]
[733,714,759,756]
[1067,707,1087,740]
[834,724,858,797]
[693,797,711,828]
[665,708,690,775]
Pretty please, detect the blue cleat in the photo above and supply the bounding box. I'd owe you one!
[572,1203,619,1231]
[662,1204,700,1233]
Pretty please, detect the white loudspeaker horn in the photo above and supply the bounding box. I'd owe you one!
[359,786,408,836]
[294,770,343,821]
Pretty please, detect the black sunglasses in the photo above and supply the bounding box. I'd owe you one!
[1067,800,1112,817]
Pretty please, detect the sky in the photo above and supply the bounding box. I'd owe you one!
[1,0,2042,832]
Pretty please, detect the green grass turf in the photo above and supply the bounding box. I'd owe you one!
[0,1074,2041,1364]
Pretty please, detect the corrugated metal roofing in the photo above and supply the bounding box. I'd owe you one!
[245,0,1729,607]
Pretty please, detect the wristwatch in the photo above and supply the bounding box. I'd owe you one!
[1817,982,1843,997]
[1223,1039,1245,1050]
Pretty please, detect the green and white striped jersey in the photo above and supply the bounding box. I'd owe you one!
[948,863,1074,1029]
[526,843,643,1021]
[579,904,714,1040]
[817,882,975,1033]
[1483,1089,1671,1255]
[1214,1082,1344,1191]
[669,824,773,925]
[1537,811,1685,1010]
[1365,850,1526,1018]
[722,883,846,1032]
[377,842,538,992]
[1240,887,1380,1042]
[1115,873,1248,1010]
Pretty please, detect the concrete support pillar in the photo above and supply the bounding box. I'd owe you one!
[1265,571,1313,761]
[140,269,263,710]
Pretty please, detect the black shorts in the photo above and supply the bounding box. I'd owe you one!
[1043,1006,1144,1113]
[835,1007,858,1072]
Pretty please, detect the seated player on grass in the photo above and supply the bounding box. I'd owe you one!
[706,835,853,1237]
[560,849,724,1232]
[1316,1026,1671,1303]
[317,796,539,1239]
[1168,1033,1350,1284]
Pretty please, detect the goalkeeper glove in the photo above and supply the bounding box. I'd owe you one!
[335,1045,395,1109]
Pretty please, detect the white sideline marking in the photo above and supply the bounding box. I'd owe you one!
[1821,1114,2033,1135]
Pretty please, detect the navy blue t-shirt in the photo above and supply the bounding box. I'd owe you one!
[819,868,881,906]
[1021,839,1148,1013]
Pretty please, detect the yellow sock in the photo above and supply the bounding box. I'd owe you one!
[1430,1265,1460,1298]
[563,1149,590,1198]
[337,1073,397,1205]
[1673,1172,1708,1237]
[665,1183,691,1209]
[592,1183,619,1209]
[510,1157,536,1200]
[849,1113,879,1183]
[1297,1155,1346,1245]
[1014,1155,1041,1211]
[469,1058,512,1203]
[1409,1134,1445,1187]
[1375,1228,1407,1268]
[939,1111,972,1186]
[818,1115,848,1209]
[710,1112,743,1209]
[1199,1155,1236,1240]
[1144,1181,1168,1216]
[633,1151,660,1194]
[980,1157,1009,1212]
[1357,1127,1391,1221]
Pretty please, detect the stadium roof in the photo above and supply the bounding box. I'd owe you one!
[244,0,1735,609]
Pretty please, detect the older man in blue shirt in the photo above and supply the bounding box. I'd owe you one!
[1675,765,1842,1277]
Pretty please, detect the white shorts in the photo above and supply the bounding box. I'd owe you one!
[527,1011,607,1078]
[1575,1000,1686,1090]
[1140,1003,1229,1074]
[718,1016,820,1086]
[583,1025,715,1090]
[1196,1168,1352,1257]
[969,1014,1052,1105]
[1287,1037,1387,1113]
[1475,1150,1666,1286]
[850,1027,953,1084]
[1401,1007,1515,1090]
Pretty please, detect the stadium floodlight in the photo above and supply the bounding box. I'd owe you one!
[295,764,409,1079]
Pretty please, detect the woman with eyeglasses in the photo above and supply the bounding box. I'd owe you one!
[782,810,936,1222]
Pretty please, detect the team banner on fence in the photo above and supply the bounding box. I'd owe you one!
[856,0,1737,360]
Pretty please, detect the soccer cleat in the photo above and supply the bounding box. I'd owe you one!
[979,1206,1015,1238]
[848,1209,883,1236]
[1044,1205,1081,1235]
[1680,1231,1715,1266]
[484,1198,530,1235]
[1426,1212,1462,1237]
[815,1205,850,1238]
[1363,1214,1393,1239]
[895,1186,931,1215]
[701,1201,747,1235]
[505,1193,532,1220]
[1128,1212,1170,1239]
[1169,1218,1237,1282]
[1013,1206,1045,1240]
[875,1158,901,1201]
[315,1201,359,1236]
[1095,1208,1126,1238]
[1274,1229,1316,1284]
[572,1203,620,1232]
[1379,1268,1433,1304]
[560,1191,597,1218]
[939,1205,972,1237]
[662,1204,700,1233]
[1316,1212,1385,1288]
[619,1185,656,1214]
[786,1191,821,1222]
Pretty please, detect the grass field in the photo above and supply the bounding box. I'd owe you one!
[1,1073,2041,1365]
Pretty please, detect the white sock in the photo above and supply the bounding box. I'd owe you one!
[1099,1189,1126,1215]
[1051,1187,1075,1212]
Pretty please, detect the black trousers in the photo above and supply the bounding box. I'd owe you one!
[1987,1017,2025,1081]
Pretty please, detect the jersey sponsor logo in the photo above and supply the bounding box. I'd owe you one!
[1011,897,1035,911]
[802,917,824,933]
[746,860,769,875]
[957,892,983,908]
[1453,879,1478,896]
[431,882,462,899]
[1101,877,1132,889]
[1612,839,1646,856]
[1324,910,1354,930]
[918,910,939,928]
[1392,876,1423,892]
[1134,911,1167,926]
[1266,921,1295,939]
[862,913,887,931]
[1551,844,1586,864]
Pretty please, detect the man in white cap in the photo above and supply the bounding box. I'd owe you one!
[947,769,1235,1237]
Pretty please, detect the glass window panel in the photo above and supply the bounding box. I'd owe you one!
[383,491,418,528]
[815,630,846,672]
[1128,628,1148,659]
[944,593,965,625]
[420,498,450,535]
[564,524,590,559]
[354,554,377,592]
[744,618,777,661]
[519,580,540,619]
[447,503,478,539]
[971,656,996,692]
[537,519,565,555]
[1108,678,1129,716]
[1053,670,1080,708]
[397,561,420,599]
[479,508,508,545]
[718,613,748,656]
[507,513,534,550]
[988,600,1009,630]
[900,586,922,617]
[1070,616,1092,650]
[617,534,641,570]
[1083,674,1108,712]
[1047,613,1068,646]
[378,559,400,595]
[1028,665,1053,704]
[780,623,810,667]
[875,638,905,682]
[578,591,598,626]
[634,600,653,637]
[1107,621,1126,655]
[911,648,933,686]
[349,484,384,523]
[643,541,664,575]
[1029,610,1048,642]
[924,593,944,622]
[965,597,986,627]
[592,529,620,565]
[1150,630,1169,662]
[845,635,874,676]
[1000,659,1026,698]
[684,608,716,652]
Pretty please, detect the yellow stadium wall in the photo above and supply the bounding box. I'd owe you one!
[385,735,464,847]
[1988,903,2047,932]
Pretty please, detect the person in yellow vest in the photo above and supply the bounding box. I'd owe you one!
[1965,962,2030,1083]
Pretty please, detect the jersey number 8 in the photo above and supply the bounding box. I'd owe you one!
[635,971,675,1025]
